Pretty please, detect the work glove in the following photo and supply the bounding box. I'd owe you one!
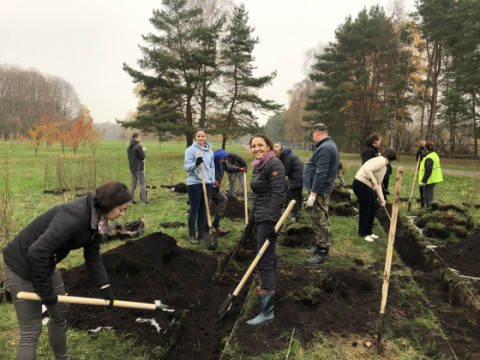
[306,194,316,209]
[265,222,278,242]
[41,291,58,306]
[195,157,203,166]
[419,182,426,187]
[372,183,379,191]
[213,180,219,187]
[244,222,254,236]
[340,177,347,187]
[100,285,115,308]
[239,167,247,172]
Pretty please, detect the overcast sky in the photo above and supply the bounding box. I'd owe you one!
[1,0,415,126]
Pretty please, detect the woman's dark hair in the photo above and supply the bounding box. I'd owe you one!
[365,135,380,148]
[249,134,275,150]
[425,141,435,152]
[381,147,397,162]
[93,181,131,214]
[194,128,206,136]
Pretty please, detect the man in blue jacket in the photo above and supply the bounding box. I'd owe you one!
[303,123,339,265]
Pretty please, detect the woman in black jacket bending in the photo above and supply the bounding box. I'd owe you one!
[243,134,285,326]
[2,181,131,360]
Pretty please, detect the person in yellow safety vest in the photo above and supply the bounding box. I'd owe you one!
[419,141,443,208]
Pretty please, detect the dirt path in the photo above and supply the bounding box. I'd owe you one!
[341,159,480,177]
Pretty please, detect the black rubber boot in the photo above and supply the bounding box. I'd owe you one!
[305,246,329,265]
[247,291,275,326]
[305,247,317,254]
[189,231,199,245]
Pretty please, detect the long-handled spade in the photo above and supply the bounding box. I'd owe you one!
[407,156,421,211]
[198,151,217,251]
[376,167,404,354]
[218,200,296,319]
[17,292,174,312]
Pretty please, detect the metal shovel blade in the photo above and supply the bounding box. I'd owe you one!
[218,293,234,319]
[205,228,217,251]
[154,300,174,312]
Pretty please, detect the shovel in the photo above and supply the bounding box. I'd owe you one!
[17,291,174,312]
[218,199,296,319]
[376,167,403,353]
[198,151,217,251]
[407,156,421,211]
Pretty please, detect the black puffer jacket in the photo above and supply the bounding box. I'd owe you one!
[248,157,286,224]
[279,146,304,190]
[2,196,109,299]
[362,145,378,164]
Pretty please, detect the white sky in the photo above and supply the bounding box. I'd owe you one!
[0,0,415,126]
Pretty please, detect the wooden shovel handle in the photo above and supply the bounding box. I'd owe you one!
[379,167,404,315]
[17,291,157,310]
[408,156,421,202]
[243,172,248,226]
[232,200,296,297]
[197,151,212,228]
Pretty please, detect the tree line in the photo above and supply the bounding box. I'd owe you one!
[268,0,480,157]
[0,64,82,140]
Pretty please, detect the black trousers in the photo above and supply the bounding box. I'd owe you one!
[352,179,376,237]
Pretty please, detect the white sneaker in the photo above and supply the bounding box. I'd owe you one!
[369,234,379,239]
[364,235,375,242]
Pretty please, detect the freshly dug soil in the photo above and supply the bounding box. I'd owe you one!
[64,233,249,359]
[434,230,480,277]
[60,192,480,359]
[210,193,246,219]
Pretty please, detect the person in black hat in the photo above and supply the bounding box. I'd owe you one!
[303,123,339,265]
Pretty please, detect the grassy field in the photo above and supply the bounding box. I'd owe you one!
[0,139,479,359]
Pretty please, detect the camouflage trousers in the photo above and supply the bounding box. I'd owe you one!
[310,192,332,247]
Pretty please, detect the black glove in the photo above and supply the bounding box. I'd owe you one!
[100,285,115,308]
[244,222,254,236]
[265,223,277,241]
[195,157,203,166]
[41,292,58,306]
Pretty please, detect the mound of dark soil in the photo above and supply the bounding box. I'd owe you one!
[280,226,315,247]
[330,187,351,203]
[160,222,186,228]
[210,193,246,219]
[434,230,480,278]
[63,233,247,359]
[330,203,358,216]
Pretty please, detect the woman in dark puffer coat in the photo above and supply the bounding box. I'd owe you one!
[243,134,285,326]
[2,181,131,360]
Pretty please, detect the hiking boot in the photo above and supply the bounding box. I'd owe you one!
[189,232,199,244]
[215,227,230,236]
[305,246,329,265]
[305,247,317,254]
[197,230,205,241]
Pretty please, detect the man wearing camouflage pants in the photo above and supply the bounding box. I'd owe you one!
[303,123,339,265]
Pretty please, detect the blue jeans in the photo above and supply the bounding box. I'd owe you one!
[229,173,245,196]
[187,183,212,233]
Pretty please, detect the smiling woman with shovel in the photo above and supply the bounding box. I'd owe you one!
[244,134,285,326]
[184,128,215,245]
[2,181,131,360]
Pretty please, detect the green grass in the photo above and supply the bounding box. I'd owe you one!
[1,139,479,359]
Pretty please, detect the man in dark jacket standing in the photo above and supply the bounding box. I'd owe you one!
[303,123,339,265]
[273,145,304,221]
[127,133,147,204]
